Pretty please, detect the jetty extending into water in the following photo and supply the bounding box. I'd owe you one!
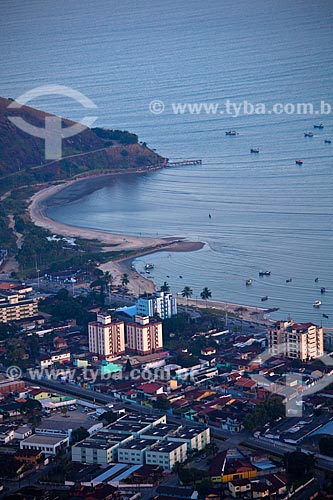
[166,159,202,167]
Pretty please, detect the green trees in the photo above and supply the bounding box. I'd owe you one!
[319,436,333,457]
[200,287,212,306]
[153,396,171,410]
[243,397,285,432]
[98,410,118,424]
[160,281,170,292]
[121,273,130,288]
[71,426,89,443]
[284,451,315,478]
[182,286,193,306]
[20,398,43,426]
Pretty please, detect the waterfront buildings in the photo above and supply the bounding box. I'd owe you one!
[267,321,324,361]
[126,315,163,355]
[88,313,125,358]
[136,291,177,319]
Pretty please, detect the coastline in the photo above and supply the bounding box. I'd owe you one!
[28,173,205,295]
[27,172,271,321]
[176,297,270,324]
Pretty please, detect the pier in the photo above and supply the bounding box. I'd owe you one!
[166,159,202,167]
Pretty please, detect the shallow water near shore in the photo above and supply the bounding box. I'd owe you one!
[2,0,333,325]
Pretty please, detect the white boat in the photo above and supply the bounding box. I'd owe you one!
[313,300,322,308]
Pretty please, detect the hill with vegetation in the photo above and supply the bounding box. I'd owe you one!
[0,97,166,277]
[0,96,165,194]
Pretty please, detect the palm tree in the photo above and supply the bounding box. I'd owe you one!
[121,273,130,288]
[103,271,113,286]
[181,286,193,307]
[200,287,212,307]
[160,281,170,292]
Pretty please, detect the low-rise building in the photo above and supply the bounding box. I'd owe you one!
[146,441,187,471]
[71,432,132,465]
[168,426,210,451]
[118,438,156,465]
[20,433,69,456]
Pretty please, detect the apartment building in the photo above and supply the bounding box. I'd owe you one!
[0,294,38,323]
[126,315,163,355]
[267,321,324,361]
[146,441,187,471]
[88,313,125,358]
[136,291,177,319]
[118,439,155,465]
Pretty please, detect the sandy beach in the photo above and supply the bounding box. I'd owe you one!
[28,177,204,295]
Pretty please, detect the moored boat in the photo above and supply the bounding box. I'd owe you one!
[313,300,322,308]
[246,279,252,285]
[324,139,331,144]
[261,296,268,301]
[259,271,271,277]
[304,132,314,137]
[251,147,259,153]
[321,287,326,294]
[295,160,303,165]
[313,123,324,129]
[225,130,237,136]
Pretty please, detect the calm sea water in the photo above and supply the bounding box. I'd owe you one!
[1,0,333,324]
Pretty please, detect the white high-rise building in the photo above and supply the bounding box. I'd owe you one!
[88,313,125,358]
[127,315,163,355]
[267,321,324,362]
[136,291,177,319]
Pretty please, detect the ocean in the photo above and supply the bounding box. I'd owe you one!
[1,0,333,324]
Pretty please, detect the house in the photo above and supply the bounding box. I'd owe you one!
[201,346,217,356]
[28,389,52,400]
[210,449,257,483]
[14,426,32,440]
[53,337,68,349]
[68,483,120,500]
[15,449,43,465]
[137,382,164,400]
[228,478,252,498]
[252,482,270,498]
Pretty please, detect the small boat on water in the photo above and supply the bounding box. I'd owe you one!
[295,160,303,165]
[315,277,319,282]
[304,132,314,137]
[261,296,268,301]
[324,139,331,144]
[225,130,237,136]
[179,275,183,279]
[246,279,252,286]
[323,314,329,319]
[321,287,326,294]
[314,123,324,129]
[313,300,322,308]
[286,278,292,283]
[259,271,271,277]
[251,147,259,153]
[145,263,154,270]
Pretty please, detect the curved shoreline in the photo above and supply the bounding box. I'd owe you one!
[27,173,268,321]
[28,174,205,295]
